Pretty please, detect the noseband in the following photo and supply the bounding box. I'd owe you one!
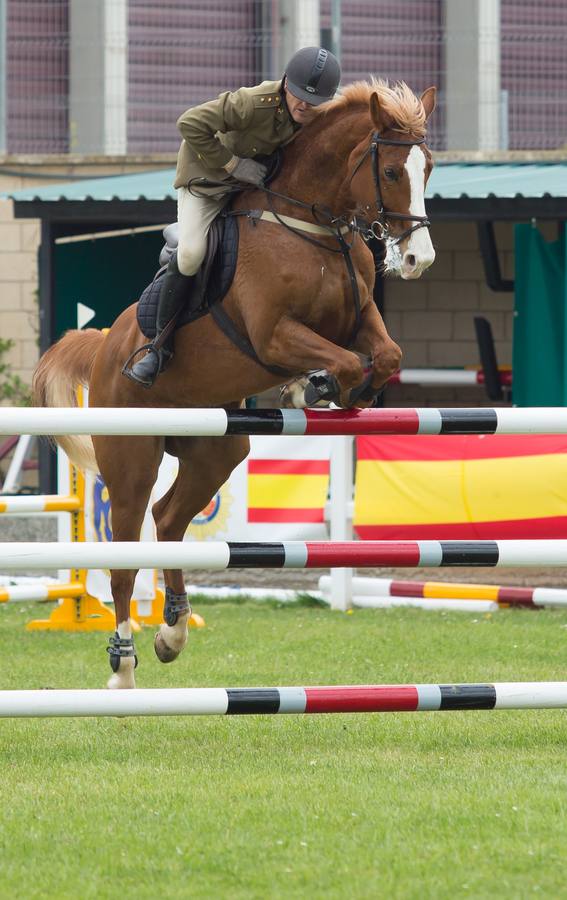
[351,131,430,245]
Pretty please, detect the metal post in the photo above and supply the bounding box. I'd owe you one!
[38,219,57,494]
[444,0,500,150]
[329,435,353,611]
[276,0,320,77]
[0,0,6,154]
[1,436,34,494]
[70,0,127,154]
[331,0,341,61]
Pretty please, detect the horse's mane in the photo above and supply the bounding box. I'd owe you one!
[322,78,427,138]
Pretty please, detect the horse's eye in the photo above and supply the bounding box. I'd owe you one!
[384,167,397,181]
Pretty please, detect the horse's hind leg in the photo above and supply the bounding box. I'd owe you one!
[94,435,163,689]
[152,435,249,663]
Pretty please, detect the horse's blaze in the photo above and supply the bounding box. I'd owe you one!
[401,144,435,278]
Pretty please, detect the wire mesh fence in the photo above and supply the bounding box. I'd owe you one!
[3,0,566,155]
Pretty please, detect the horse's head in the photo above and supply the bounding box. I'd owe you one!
[350,82,437,279]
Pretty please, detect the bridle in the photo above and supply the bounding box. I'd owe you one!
[350,131,430,245]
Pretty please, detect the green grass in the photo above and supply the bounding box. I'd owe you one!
[2,599,567,899]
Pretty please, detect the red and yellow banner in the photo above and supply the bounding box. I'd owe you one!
[248,458,329,523]
[354,435,567,539]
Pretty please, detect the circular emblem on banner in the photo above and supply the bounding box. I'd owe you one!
[185,482,232,539]
[93,474,112,542]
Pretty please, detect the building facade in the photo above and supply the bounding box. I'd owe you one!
[0,0,565,409]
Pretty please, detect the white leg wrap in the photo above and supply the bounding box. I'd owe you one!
[107,656,136,690]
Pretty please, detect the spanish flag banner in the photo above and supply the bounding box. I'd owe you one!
[247,436,330,529]
[354,435,567,539]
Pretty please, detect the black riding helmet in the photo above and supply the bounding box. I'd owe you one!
[285,46,341,106]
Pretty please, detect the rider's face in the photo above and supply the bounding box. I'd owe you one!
[284,83,319,125]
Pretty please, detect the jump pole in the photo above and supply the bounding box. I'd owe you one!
[1,682,567,717]
[23,453,119,632]
[0,438,110,623]
[0,582,84,604]
[16,388,200,633]
[3,406,567,435]
[387,368,512,388]
[0,495,81,514]
[5,540,567,569]
[20,458,199,634]
[319,575,567,610]
[351,596,502,612]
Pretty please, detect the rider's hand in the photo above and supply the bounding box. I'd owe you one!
[224,156,267,186]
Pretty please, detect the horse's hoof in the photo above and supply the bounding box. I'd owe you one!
[154,630,180,663]
[279,376,310,409]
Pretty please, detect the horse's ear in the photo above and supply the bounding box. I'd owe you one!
[369,91,395,133]
[420,86,437,120]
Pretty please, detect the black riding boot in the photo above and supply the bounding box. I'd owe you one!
[124,255,194,388]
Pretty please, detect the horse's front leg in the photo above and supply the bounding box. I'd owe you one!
[255,316,366,392]
[345,300,402,406]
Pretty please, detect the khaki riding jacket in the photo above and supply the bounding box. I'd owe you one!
[173,80,299,189]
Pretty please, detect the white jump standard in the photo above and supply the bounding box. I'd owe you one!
[2,682,567,717]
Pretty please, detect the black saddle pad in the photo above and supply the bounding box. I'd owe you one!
[136,213,239,340]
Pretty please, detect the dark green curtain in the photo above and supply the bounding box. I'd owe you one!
[54,231,163,337]
[513,224,566,406]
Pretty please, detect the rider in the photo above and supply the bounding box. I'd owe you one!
[126,45,341,387]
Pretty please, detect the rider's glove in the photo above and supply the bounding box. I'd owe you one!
[224,156,267,186]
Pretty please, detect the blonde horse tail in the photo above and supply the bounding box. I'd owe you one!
[32,328,105,472]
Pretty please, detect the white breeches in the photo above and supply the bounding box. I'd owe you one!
[176,186,229,276]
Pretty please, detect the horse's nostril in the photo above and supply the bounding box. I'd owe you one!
[405,254,417,269]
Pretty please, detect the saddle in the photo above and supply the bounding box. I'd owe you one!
[136,149,283,341]
[136,214,238,340]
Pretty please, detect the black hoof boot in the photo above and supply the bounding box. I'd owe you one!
[107,632,138,673]
[163,587,190,626]
[106,632,138,688]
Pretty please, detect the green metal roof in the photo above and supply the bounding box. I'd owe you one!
[427,162,567,200]
[5,161,567,203]
[6,168,177,203]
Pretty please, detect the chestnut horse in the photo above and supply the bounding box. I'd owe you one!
[33,79,436,688]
